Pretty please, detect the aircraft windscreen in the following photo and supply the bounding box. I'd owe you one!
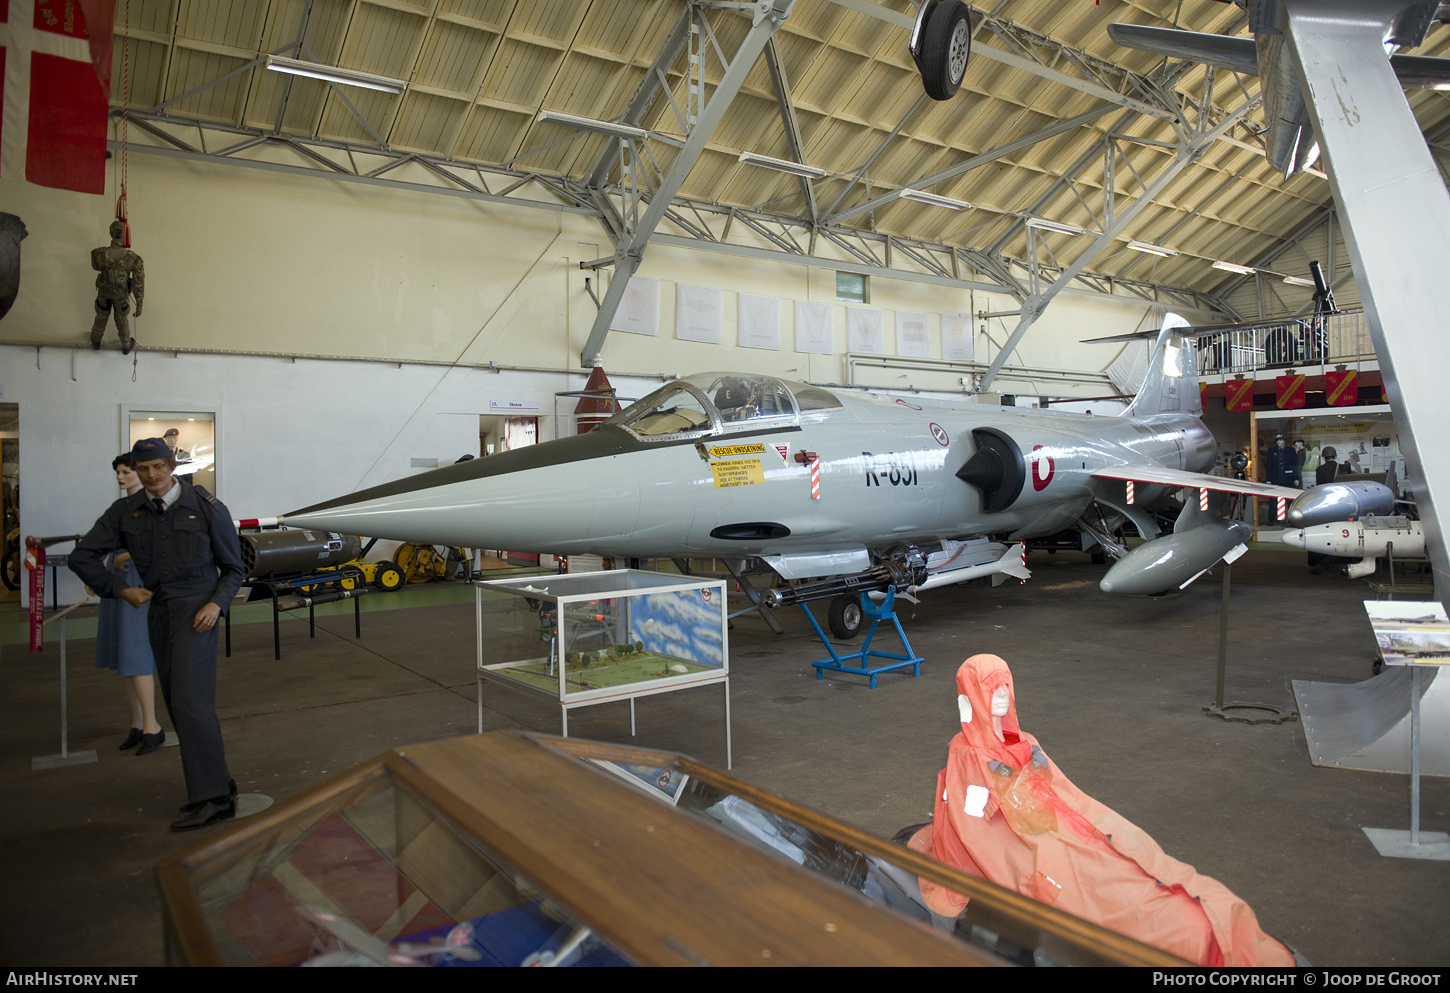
[606,374,806,440]
[607,382,716,438]
[692,373,798,427]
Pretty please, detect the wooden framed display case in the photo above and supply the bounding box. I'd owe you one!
[157,731,1185,967]
[474,569,730,761]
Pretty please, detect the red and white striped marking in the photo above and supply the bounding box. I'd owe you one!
[1277,497,1287,521]
[1200,488,1209,512]
[810,457,821,500]
[1125,480,1135,505]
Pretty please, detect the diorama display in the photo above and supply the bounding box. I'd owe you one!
[156,730,1182,966]
[474,570,729,750]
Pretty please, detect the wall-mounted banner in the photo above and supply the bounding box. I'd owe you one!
[795,300,834,355]
[896,311,930,358]
[847,307,885,355]
[610,276,659,335]
[676,283,724,344]
[738,293,781,350]
[941,313,973,362]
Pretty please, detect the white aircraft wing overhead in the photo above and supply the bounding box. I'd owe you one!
[1093,465,1302,500]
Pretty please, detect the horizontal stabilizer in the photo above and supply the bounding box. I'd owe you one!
[1094,465,1301,501]
[1107,23,1450,89]
[1083,319,1292,344]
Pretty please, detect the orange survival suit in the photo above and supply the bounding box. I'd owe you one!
[910,654,1293,967]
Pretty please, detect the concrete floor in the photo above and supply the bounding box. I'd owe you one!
[2,548,1448,967]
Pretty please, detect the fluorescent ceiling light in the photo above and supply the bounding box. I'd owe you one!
[1025,216,1091,236]
[899,188,972,210]
[264,56,405,94]
[1212,260,1256,275]
[1282,275,1316,287]
[1127,240,1178,257]
[536,110,647,141]
[737,151,827,179]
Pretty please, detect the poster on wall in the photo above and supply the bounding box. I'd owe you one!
[896,312,930,358]
[941,313,974,362]
[847,307,885,354]
[129,412,217,497]
[738,293,781,350]
[676,284,724,344]
[610,276,659,336]
[1293,418,1406,493]
[795,300,834,354]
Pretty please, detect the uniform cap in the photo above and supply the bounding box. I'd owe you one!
[131,437,172,463]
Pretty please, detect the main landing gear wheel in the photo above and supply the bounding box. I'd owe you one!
[829,592,864,640]
[916,1,971,101]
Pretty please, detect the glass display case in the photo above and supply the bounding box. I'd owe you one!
[157,731,1184,967]
[474,570,730,761]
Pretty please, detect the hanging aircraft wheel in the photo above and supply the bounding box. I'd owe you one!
[917,1,971,101]
[828,593,864,640]
[372,561,404,592]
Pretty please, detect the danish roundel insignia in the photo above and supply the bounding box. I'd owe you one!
[929,422,949,447]
[1031,444,1055,491]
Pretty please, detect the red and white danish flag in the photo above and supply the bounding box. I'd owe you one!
[1,0,111,194]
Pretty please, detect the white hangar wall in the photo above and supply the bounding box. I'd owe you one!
[0,154,1207,604]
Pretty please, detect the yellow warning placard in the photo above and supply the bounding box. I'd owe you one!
[709,443,767,459]
[711,459,764,488]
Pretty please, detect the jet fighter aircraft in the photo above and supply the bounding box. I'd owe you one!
[283,317,1306,629]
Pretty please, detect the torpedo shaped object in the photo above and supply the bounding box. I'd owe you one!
[1098,520,1253,596]
[1284,480,1396,527]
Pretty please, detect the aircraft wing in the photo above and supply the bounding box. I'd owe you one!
[1093,465,1302,500]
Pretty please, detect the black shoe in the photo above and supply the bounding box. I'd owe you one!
[179,779,237,813]
[90,340,101,351]
[121,339,135,355]
[135,730,166,756]
[170,796,235,832]
[119,728,144,750]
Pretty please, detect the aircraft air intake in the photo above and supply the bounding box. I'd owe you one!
[956,428,1026,513]
[709,522,792,541]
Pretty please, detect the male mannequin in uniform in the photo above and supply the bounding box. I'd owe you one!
[70,438,244,830]
[1266,434,1300,488]
[90,221,144,354]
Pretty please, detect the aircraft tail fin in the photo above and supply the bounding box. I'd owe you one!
[1122,313,1200,418]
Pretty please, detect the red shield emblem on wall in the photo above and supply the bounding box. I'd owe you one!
[1275,373,1305,410]
[1225,377,1254,412]
[1325,369,1357,407]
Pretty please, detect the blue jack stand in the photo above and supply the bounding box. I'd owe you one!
[801,588,923,688]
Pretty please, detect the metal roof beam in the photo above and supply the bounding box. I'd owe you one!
[824,104,1116,226]
[579,0,799,367]
[980,96,1261,390]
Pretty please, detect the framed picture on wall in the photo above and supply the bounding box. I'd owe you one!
[125,410,219,498]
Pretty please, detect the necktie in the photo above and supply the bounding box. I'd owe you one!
[153,498,165,516]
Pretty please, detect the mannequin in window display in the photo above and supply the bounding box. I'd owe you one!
[90,221,144,354]
[1265,434,1300,488]
[910,655,1295,967]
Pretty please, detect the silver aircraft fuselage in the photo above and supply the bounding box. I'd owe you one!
[284,373,1215,567]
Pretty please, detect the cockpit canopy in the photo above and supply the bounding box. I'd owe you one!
[604,373,840,441]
